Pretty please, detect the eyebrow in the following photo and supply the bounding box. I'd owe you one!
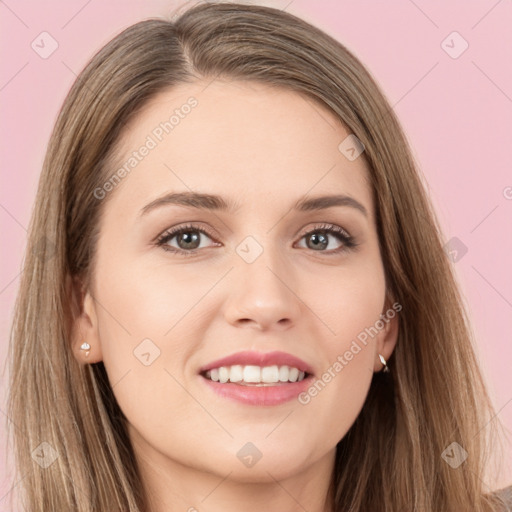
[139,191,368,218]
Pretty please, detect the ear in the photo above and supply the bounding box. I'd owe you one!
[66,274,103,364]
[373,294,400,372]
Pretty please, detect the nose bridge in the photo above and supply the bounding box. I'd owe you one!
[223,231,302,329]
[236,232,289,296]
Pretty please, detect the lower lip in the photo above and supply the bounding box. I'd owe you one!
[200,375,313,406]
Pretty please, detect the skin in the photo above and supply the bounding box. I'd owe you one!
[71,79,399,512]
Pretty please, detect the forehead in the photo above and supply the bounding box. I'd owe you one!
[105,79,374,220]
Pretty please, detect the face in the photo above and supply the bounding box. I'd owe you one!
[73,79,398,485]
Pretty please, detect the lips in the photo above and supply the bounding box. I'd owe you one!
[198,350,315,406]
[199,350,314,376]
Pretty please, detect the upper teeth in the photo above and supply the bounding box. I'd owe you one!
[205,365,306,384]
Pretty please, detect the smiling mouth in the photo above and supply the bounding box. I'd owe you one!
[201,364,310,386]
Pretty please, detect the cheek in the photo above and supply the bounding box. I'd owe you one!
[307,252,386,349]
[91,246,224,431]
[93,245,218,361]
[296,257,385,441]
[296,313,378,452]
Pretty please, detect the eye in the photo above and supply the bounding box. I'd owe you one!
[155,223,219,256]
[295,223,358,254]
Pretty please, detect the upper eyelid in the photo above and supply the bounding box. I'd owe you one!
[157,223,217,242]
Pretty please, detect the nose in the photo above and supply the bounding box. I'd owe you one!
[222,247,302,331]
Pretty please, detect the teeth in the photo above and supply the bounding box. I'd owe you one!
[218,366,229,384]
[278,366,289,382]
[243,365,261,383]
[288,367,299,383]
[229,365,243,382]
[205,365,308,384]
[261,365,279,383]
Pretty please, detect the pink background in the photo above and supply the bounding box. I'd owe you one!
[1,0,511,507]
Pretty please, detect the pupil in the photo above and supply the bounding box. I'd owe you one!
[309,232,327,250]
[179,231,200,249]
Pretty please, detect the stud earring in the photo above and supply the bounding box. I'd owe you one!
[378,353,390,373]
[80,342,91,358]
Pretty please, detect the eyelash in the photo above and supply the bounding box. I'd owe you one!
[155,222,359,258]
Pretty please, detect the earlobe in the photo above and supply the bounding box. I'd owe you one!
[374,297,400,373]
[67,274,103,364]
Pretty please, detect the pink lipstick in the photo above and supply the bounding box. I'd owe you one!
[199,350,315,406]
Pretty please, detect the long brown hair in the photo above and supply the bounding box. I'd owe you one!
[5,2,510,510]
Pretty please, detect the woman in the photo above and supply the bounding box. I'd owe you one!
[6,2,511,511]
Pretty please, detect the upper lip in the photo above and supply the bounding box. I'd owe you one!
[199,350,314,376]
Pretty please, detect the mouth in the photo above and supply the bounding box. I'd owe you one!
[198,351,315,406]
